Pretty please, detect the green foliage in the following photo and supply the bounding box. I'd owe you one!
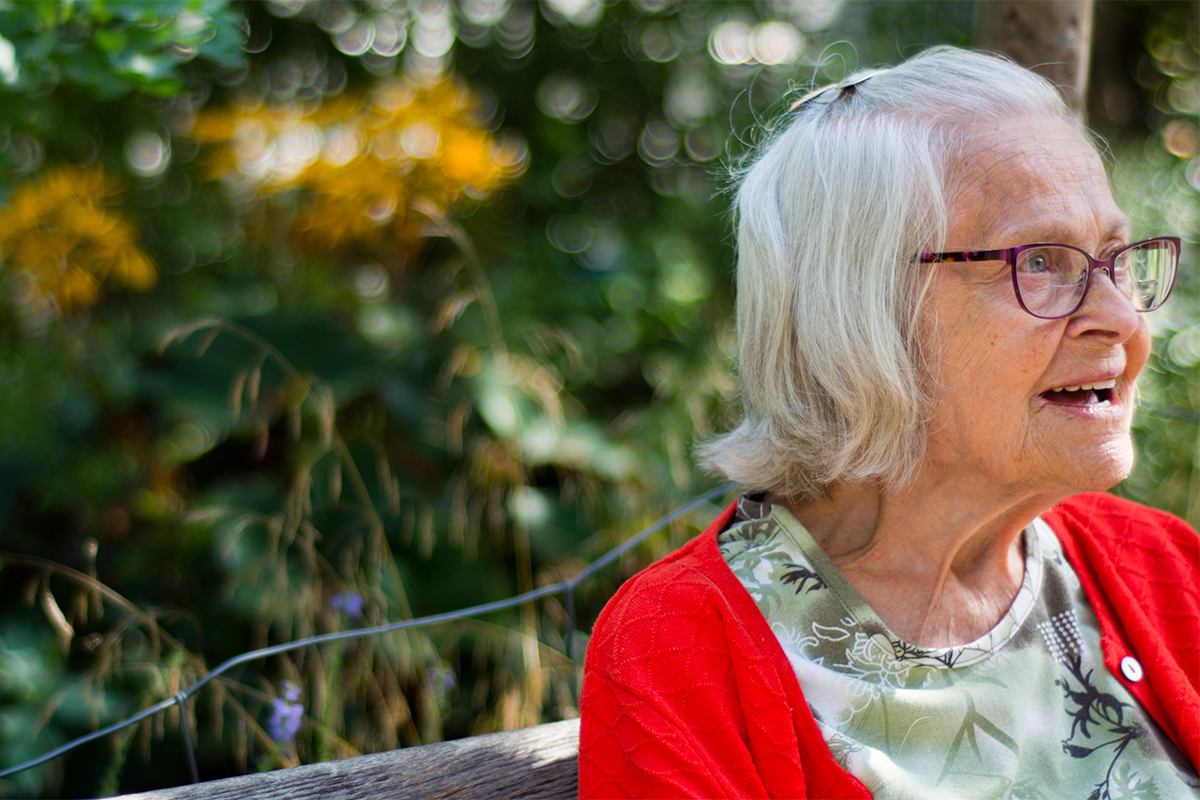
[0,0,242,96]
[0,0,1194,797]
[0,0,244,184]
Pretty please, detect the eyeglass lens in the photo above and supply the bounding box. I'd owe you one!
[1014,240,1177,317]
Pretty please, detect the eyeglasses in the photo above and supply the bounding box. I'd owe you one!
[917,236,1181,319]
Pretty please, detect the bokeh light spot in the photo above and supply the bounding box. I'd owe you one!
[590,115,637,163]
[1167,325,1200,368]
[536,75,597,123]
[0,32,17,83]
[399,121,441,159]
[493,133,530,174]
[1162,119,1198,158]
[367,196,398,224]
[273,123,323,180]
[9,133,43,174]
[125,131,172,178]
[509,486,551,527]
[708,20,752,66]
[666,75,714,127]
[1167,78,1198,114]
[371,15,407,57]
[583,226,622,271]
[551,156,593,198]
[789,0,844,32]
[1185,157,1200,192]
[413,3,455,59]
[497,2,535,57]
[660,259,708,305]
[354,264,389,297]
[266,0,306,20]
[461,0,509,26]
[244,19,273,54]
[640,21,681,63]
[684,129,719,163]
[546,214,593,254]
[316,3,357,34]
[335,20,376,56]
[751,21,803,65]
[632,0,675,14]
[543,0,603,28]
[638,120,679,165]
[323,125,364,166]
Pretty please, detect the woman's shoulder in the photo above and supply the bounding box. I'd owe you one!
[1045,491,1197,557]
[588,504,737,650]
[1042,492,1198,627]
[584,500,772,677]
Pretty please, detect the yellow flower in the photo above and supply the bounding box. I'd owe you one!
[0,165,157,312]
[190,77,526,257]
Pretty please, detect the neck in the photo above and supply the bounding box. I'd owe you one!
[784,473,1064,647]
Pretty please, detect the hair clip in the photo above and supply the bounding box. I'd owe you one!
[787,68,890,112]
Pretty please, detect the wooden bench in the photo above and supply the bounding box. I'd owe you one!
[114,718,580,800]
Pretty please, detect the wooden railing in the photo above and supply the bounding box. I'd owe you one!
[114,719,580,800]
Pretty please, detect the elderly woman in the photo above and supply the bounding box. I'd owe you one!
[578,47,1198,799]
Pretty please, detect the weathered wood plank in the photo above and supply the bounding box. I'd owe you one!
[112,719,580,800]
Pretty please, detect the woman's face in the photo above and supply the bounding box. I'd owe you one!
[920,116,1151,498]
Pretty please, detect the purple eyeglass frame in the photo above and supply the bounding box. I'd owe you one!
[917,236,1181,319]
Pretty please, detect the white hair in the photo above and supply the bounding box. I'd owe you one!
[698,46,1081,500]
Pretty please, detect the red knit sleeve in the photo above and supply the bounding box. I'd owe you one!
[578,554,782,798]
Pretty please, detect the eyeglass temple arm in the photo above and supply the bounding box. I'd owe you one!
[918,247,1013,264]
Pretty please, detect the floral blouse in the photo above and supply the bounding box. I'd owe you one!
[718,494,1200,800]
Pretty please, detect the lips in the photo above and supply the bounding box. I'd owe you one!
[1039,378,1117,406]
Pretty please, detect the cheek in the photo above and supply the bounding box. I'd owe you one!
[931,319,1060,444]
[920,277,1057,432]
[946,339,1041,423]
[936,307,1046,394]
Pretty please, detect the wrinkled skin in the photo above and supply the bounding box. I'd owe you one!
[923,116,1149,499]
[793,117,1150,647]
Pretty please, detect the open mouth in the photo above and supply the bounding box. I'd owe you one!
[1039,379,1117,407]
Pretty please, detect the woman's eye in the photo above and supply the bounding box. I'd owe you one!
[1024,253,1051,273]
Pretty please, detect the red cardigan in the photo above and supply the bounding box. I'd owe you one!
[579,492,1200,799]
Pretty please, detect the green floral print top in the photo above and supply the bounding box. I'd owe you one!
[718,494,1200,800]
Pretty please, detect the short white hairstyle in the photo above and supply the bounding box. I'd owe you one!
[698,46,1083,500]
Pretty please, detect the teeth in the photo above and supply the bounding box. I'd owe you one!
[1048,379,1117,393]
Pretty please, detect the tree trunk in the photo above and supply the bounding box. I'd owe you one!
[975,0,1095,116]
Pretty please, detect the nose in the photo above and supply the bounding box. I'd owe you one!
[1064,265,1142,342]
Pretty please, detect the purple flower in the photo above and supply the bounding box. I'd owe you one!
[426,665,456,692]
[268,681,304,745]
[329,591,364,619]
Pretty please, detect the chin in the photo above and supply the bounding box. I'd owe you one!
[1068,439,1137,494]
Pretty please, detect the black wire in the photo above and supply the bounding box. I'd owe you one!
[0,482,734,781]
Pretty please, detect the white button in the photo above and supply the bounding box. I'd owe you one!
[1120,656,1144,682]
